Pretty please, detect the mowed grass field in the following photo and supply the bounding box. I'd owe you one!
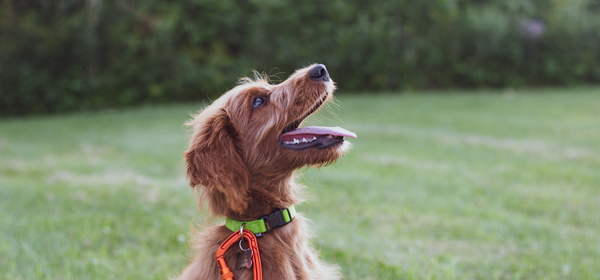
[1,87,599,279]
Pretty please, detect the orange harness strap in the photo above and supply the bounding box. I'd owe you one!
[216,229,263,280]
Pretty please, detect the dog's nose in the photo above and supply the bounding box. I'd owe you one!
[309,64,330,82]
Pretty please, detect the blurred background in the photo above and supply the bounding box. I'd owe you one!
[2,0,600,116]
[2,1,600,280]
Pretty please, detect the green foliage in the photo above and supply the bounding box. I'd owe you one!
[2,0,600,116]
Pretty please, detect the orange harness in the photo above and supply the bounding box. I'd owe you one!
[216,229,263,280]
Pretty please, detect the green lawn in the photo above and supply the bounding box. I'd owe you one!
[1,87,599,280]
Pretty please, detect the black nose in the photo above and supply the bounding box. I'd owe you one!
[309,64,330,82]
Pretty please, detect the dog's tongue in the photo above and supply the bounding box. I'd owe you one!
[280,126,357,142]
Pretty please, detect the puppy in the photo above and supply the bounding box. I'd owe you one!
[178,64,355,280]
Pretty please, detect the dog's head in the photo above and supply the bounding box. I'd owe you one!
[184,64,355,216]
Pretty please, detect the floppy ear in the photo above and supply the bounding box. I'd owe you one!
[184,108,249,215]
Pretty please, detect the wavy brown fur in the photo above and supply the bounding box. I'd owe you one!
[176,65,350,280]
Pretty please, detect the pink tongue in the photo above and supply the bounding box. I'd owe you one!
[280,126,357,142]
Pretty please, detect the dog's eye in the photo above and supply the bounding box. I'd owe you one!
[253,97,267,109]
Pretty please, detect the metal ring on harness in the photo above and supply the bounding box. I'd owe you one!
[216,229,263,280]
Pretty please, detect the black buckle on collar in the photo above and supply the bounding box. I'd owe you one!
[260,208,291,233]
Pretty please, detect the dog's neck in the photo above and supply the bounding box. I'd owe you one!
[226,171,300,221]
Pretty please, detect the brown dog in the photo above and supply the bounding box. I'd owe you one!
[177,64,355,280]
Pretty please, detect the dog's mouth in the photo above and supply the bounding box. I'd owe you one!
[278,93,356,151]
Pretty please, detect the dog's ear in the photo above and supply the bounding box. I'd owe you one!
[184,108,249,215]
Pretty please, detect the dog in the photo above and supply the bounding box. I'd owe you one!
[177,64,356,280]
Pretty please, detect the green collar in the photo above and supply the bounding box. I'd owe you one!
[225,205,296,236]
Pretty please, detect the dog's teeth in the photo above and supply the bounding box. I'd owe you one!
[284,137,319,145]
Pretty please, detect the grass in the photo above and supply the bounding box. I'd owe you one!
[1,87,600,279]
